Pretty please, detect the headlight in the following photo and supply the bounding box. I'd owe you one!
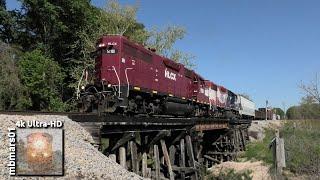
[98,43,106,48]
[81,86,85,90]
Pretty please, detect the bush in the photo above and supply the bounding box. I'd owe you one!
[281,120,320,176]
[286,103,320,120]
[18,50,66,111]
[0,42,31,110]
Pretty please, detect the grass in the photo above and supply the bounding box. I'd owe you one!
[242,128,275,166]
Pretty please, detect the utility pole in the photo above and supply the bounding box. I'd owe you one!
[282,101,286,120]
[265,100,268,121]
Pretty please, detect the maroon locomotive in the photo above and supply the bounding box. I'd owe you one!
[78,35,253,119]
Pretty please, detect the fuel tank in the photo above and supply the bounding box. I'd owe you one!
[162,100,194,116]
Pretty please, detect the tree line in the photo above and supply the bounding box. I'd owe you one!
[286,74,320,120]
[0,0,195,111]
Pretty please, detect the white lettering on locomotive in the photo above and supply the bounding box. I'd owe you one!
[107,42,117,46]
[106,49,116,54]
[164,68,176,81]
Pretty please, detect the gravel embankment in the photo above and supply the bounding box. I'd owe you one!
[248,120,283,141]
[0,115,144,180]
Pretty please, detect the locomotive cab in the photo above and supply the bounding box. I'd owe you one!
[78,35,126,113]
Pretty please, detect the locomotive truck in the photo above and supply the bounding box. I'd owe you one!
[77,35,255,119]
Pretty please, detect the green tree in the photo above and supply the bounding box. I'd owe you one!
[286,106,301,120]
[299,96,320,119]
[299,73,320,104]
[18,0,101,61]
[0,0,21,43]
[0,41,30,110]
[273,108,284,119]
[15,1,106,103]
[0,0,5,8]
[18,50,66,111]
[146,25,196,69]
[147,26,185,56]
[286,96,320,120]
[1,0,195,111]
[170,50,196,69]
[105,0,138,35]
[69,0,149,91]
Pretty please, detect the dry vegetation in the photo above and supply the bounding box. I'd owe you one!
[242,120,320,179]
[281,120,320,178]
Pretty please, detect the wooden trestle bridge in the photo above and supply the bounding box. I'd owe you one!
[69,114,251,180]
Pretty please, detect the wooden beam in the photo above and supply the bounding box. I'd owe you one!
[234,129,240,152]
[147,168,151,178]
[119,146,126,169]
[169,145,176,165]
[148,130,171,149]
[180,138,186,180]
[240,129,246,151]
[160,140,175,180]
[111,132,135,152]
[171,131,186,145]
[172,166,198,174]
[130,141,139,173]
[142,152,147,178]
[197,145,203,160]
[279,138,286,168]
[154,145,160,180]
[185,135,198,180]
[212,131,231,144]
[207,151,238,155]
[109,154,116,162]
[273,130,286,175]
[186,135,195,167]
[203,155,220,163]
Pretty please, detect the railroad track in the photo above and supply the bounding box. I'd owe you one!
[0,110,249,124]
[0,110,86,116]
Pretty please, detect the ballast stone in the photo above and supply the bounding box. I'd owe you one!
[0,114,144,180]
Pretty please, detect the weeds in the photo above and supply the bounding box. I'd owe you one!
[242,120,320,178]
[242,129,275,165]
[281,120,320,176]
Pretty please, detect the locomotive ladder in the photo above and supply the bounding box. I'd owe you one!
[69,114,251,180]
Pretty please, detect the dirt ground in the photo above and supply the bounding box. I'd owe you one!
[210,161,272,180]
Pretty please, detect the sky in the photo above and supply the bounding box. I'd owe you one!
[6,0,320,110]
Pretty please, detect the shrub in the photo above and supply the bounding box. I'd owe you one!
[281,120,320,176]
[0,42,31,110]
[18,50,66,111]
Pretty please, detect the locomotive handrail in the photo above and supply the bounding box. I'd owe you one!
[76,68,87,99]
[112,66,121,98]
[125,67,133,97]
